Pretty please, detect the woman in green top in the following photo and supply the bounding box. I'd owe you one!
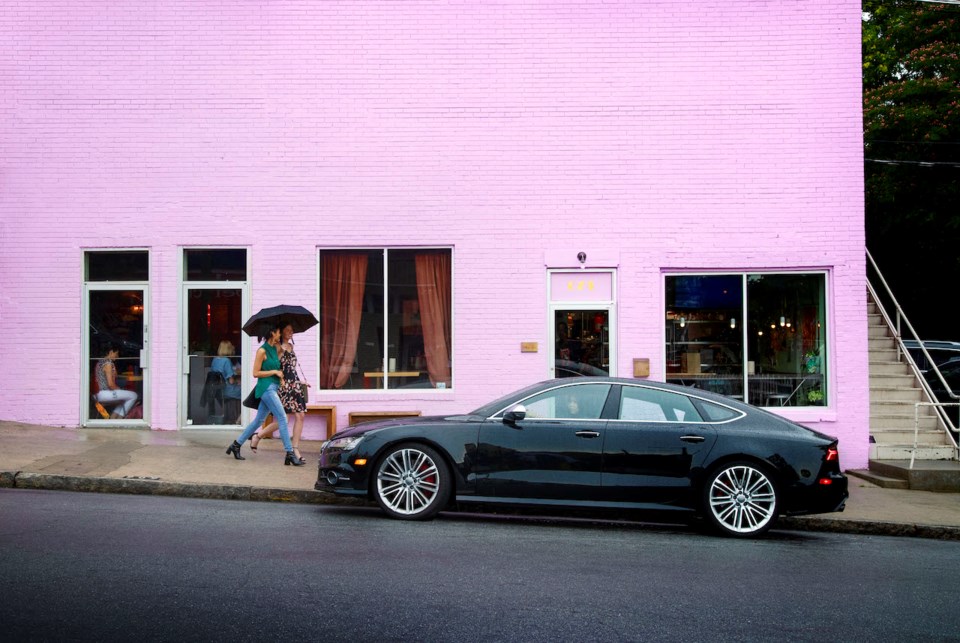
[226,322,303,466]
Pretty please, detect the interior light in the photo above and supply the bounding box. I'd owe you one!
[758,331,763,336]
[779,316,786,327]
[679,317,686,328]
[730,318,736,329]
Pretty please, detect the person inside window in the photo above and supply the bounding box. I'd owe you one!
[94,343,139,419]
[210,340,242,424]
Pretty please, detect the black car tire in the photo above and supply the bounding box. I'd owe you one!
[373,443,451,521]
[703,461,779,537]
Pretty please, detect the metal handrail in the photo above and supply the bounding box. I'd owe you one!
[913,403,960,469]
[867,249,959,449]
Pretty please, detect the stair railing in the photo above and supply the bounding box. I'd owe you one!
[867,249,958,456]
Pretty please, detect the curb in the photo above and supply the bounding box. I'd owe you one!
[3,470,960,540]
[777,516,960,541]
[2,471,367,507]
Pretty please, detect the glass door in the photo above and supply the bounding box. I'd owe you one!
[84,285,149,425]
[552,308,612,378]
[181,286,245,427]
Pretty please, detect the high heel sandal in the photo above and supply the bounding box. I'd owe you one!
[225,441,245,460]
[249,431,261,454]
[284,451,306,466]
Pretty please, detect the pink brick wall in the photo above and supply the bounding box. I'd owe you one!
[0,1,868,466]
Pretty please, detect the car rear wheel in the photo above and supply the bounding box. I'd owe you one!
[703,462,778,537]
[373,443,450,520]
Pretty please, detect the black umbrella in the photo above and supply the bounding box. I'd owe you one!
[242,305,319,337]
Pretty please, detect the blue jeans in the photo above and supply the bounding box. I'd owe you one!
[235,384,292,452]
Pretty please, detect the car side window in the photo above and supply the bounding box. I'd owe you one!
[619,386,703,423]
[697,400,741,422]
[523,384,611,420]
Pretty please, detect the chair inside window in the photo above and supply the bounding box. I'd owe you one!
[200,370,226,423]
[91,377,123,419]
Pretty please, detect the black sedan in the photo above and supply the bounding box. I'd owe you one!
[317,378,848,537]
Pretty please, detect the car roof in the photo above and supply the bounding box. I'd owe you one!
[903,339,960,350]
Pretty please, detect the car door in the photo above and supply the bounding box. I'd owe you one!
[474,383,612,502]
[601,384,718,507]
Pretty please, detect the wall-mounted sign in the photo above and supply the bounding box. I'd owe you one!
[550,272,613,302]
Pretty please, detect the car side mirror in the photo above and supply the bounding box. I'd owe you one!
[503,404,527,424]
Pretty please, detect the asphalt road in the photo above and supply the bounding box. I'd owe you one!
[2,489,959,642]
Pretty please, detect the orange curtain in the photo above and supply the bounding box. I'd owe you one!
[415,252,451,387]
[320,254,368,389]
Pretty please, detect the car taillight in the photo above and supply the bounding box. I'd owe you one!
[825,447,839,462]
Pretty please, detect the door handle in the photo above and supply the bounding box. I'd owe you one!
[575,430,601,438]
[680,435,706,443]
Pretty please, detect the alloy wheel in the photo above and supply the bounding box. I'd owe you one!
[707,464,777,536]
[376,446,444,518]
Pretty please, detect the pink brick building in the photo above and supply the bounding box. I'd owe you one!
[0,1,868,466]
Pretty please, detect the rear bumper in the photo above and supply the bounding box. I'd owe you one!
[784,472,848,516]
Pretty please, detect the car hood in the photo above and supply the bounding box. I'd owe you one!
[328,414,482,439]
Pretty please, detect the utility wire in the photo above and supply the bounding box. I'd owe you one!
[867,157,960,167]
[907,0,960,6]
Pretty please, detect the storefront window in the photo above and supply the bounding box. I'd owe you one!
[86,251,148,281]
[665,275,744,400]
[185,249,247,281]
[665,273,827,407]
[319,248,452,391]
[747,274,827,408]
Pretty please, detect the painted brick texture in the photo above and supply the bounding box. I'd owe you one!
[0,1,868,465]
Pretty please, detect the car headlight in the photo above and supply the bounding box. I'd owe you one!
[327,435,364,451]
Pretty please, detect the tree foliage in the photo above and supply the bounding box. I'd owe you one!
[863,0,960,338]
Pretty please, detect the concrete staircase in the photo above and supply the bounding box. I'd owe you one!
[848,299,960,490]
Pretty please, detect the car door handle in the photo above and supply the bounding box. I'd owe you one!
[680,435,706,443]
[575,430,601,439]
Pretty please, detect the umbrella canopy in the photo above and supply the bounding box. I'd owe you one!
[242,305,319,337]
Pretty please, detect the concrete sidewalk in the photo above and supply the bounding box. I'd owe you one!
[2,420,959,539]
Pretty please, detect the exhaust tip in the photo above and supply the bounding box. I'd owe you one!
[326,470,340,486]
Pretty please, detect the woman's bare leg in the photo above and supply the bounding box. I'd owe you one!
[292,411,305,459]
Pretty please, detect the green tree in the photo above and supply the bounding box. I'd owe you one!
[863,0,960,338]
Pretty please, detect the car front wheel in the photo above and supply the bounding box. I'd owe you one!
[373,443,450,520]
[703,462,779,537]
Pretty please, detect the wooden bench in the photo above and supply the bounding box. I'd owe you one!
[306,404,337,439]
[264,404,337,440]
[348,410,422,426]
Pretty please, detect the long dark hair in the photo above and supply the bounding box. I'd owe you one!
[257,322,281,343]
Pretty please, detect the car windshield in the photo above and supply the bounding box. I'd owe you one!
[470,381,555,417]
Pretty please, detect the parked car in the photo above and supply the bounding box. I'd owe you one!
[317,377,848,537]
[924,357,960,427]
[903,339,960,372]
[554,358,608,378]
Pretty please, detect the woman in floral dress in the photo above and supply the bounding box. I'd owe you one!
[252,322,309,463]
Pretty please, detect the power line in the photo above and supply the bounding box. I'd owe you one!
[866,157,960,167]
